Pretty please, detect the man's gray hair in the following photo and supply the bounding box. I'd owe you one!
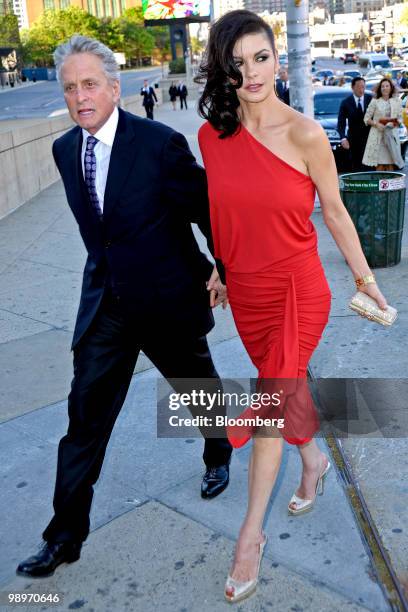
[54,35,120,83]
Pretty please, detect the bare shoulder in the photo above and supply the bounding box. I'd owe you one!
[288,112,326,150]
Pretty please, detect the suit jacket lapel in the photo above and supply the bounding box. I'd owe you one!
[103,107,138,219]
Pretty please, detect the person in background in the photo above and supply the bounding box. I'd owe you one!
[396,71,408,90]
[178,80,188,109]
[169,80,178,110]
[362,77,404,170]
[338,77,372,172]
[275,66,289,105]
[140,79,158,119]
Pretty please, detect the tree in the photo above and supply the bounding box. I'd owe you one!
[0,13,20,47]
[147,24,171,64]
[21,7,100,66]
[190,35,204,57]
[116,8,155,66]
[97,18,123,51]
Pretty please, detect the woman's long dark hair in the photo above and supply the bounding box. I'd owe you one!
[375,77,396,99]
[195,10,276,138]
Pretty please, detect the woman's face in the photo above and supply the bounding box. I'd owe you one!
[381,80,391,96]
[231,32,277,105]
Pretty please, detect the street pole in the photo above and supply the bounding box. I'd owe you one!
[285,0,313,117]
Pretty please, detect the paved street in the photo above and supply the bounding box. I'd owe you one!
[0,98,407,611]
[0,67,162,120]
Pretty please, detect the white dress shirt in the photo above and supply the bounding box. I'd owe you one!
[81,105,119,212]
[353,94,364,109]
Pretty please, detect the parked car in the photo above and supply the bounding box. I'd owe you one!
[344,52,357,64]
[315,69,334,81]
[313,86,407,171]
[343,70,361,79]
[358,53,393,73]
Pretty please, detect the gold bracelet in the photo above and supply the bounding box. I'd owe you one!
[355,274,376,288]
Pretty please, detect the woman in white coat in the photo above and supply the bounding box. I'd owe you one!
[362,78,404,170]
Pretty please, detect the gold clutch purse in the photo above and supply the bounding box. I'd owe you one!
[349,291,397,326]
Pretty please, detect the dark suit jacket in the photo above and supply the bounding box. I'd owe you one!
[276,79,290,105]
[337,92,372,142]
[140,86,157,107]
[52,107,222,350]
[178,85,188,98]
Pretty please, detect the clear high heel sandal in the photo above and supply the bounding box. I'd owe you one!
[288,461,331,516]
[224,534,267,604]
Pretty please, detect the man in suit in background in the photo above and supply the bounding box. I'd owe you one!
[337,76,373,172]
[396,71,408,90]
[275,66,290,105]
[178,80,188,109]
[17,35,232,579]
[140,79,158,119]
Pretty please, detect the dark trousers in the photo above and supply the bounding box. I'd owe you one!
[43,290,232,545]
[350,138,372,172]
[145,104,154,120]
[180,96,188,110]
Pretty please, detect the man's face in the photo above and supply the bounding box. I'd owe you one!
[279,68,288,81]
[61,52,120,135]
[352,79,365,97]
[144,80,148,87]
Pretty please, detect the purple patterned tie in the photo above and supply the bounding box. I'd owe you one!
[84,135,102,220]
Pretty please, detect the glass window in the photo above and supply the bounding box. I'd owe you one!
[43,0,55,9]
[314,94,347,116]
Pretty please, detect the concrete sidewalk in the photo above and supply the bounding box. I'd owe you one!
[0,100,406,611]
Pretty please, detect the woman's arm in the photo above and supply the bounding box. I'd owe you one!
[300,121,388,309]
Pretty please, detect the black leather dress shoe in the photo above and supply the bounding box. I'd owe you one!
[16,541,82,578]
[201,463,230,499]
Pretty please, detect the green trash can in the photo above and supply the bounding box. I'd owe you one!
[339,171,406,268]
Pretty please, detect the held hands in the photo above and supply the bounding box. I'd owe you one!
[376,122,386,132]
[207,265,229,310]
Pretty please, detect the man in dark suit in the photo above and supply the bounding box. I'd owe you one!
[396,71,408,90]
[140,79,158,119]
[178,81,188,109]
[17,35,232,578]
[275,66,290,105]
[337,77,373,172]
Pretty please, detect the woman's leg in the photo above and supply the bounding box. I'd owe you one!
[288,439,328,511]
[226,436,283,586]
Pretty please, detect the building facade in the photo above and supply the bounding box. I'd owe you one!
[212,0,244,19]
[244,0,285,12]
[22,0,140,28]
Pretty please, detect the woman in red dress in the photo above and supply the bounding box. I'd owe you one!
[197,10,388,603]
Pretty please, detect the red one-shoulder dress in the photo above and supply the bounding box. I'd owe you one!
[198,121,332,448]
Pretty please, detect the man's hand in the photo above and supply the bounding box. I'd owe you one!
[340,138,350,150]
[207,266,229,310]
